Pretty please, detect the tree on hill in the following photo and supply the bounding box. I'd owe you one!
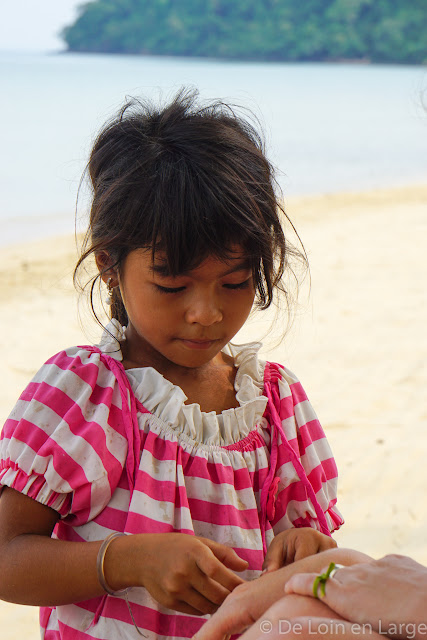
[62,0,427,64]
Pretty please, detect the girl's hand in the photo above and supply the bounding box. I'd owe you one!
[261,528,337,573]
[132,533,248,616]
[0,489,247,611]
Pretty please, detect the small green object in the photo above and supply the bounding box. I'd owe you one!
[312,562,335,598]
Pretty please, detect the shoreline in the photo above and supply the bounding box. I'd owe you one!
[58,49,426,67]
[3,181,427,250]
[1,182,426,639]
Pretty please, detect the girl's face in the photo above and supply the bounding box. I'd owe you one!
[116,247,256,371]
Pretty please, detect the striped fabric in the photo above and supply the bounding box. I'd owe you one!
[0,328,343,640]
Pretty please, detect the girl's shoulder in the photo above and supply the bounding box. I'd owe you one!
[28,343,122,401]
[264,359,307,397]
[224,341,306,401]
[6,343,127,433]
[1,337,130,524]
[32,320,127,393]
[5,335,129,447]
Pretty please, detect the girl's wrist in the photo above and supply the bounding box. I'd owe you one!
[102,533,142,592]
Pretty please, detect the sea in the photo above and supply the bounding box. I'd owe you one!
[1,50,426,245]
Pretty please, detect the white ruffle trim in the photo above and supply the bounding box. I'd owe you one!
[97,320,268,446]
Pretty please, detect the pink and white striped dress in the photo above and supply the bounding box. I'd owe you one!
[0,321,343,640]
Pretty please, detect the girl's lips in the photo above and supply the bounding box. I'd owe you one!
[178,338,218,350]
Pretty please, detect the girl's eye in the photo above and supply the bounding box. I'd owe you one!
[155,284,186,294]
[223,279,251,290]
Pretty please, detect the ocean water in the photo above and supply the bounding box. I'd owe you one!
[1,51,426,245]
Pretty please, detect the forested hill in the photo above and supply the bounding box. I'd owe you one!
[62,0,427,65]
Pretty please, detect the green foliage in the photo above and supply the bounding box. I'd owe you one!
[62,0,427,64]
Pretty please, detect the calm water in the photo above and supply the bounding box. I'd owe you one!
[1,51,426,244]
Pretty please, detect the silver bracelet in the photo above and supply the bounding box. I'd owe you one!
[96,532,147,637]
[97,532,128,596]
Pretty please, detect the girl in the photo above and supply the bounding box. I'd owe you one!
[0,90,343,640]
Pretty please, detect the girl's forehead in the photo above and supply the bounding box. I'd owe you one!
[127,246,251,275]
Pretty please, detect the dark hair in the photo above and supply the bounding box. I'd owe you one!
[74,88,306,327]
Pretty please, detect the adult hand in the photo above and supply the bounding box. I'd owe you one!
[135,533,248,616]
[234,593,343,640]
[262,528,337,573]
[241,608,383,640]
[192,548,371,640]
[285,554,427,638]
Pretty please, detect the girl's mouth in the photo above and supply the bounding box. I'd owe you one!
[178,338,218,350]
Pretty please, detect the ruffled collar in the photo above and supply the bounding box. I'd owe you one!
[97,320,268,446]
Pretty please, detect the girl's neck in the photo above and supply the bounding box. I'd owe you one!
[121,339,240,413]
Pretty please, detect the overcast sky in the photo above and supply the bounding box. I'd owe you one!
[0,0,85,51]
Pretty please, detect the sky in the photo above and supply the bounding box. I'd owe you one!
[0,0,85,51]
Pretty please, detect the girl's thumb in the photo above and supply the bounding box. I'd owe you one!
[223,549,249,570]
[261,544,282,573]
[261,560,280,574]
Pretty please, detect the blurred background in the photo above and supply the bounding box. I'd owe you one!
[1,0,426,244]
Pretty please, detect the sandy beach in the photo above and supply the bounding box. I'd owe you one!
[1,183,426,637]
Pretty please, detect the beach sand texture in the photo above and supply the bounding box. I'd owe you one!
[1,184,426,637]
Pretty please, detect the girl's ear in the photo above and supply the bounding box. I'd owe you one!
[95,251,118,286]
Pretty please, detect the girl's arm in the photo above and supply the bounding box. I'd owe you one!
[0,487,247,614]
[0,487,114,605]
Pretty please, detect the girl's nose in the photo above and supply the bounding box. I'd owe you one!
[185,293,223,326]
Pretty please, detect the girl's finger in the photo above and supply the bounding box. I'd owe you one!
[191,564,232,607]
[172,599,212,617]
[196,553,247,592]
[182,585,223,615]
[202,538,249,571]
[293,538,319,563]
[261,537,285,572]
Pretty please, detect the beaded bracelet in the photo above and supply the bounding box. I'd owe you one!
[96,532,147,637]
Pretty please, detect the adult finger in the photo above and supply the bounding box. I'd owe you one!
[284,568,342,598]
[237,595,342,640]
[192,606,244,640]
[192,588,255,640]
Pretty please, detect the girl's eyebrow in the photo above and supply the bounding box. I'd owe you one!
[149,259,252,278]
[221,259,252,276]
[149,263,173,277]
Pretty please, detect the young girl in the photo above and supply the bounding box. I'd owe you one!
[0,90,343,640]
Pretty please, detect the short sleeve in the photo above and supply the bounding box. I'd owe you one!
[0,347,128,526]
[270,364,344,534]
